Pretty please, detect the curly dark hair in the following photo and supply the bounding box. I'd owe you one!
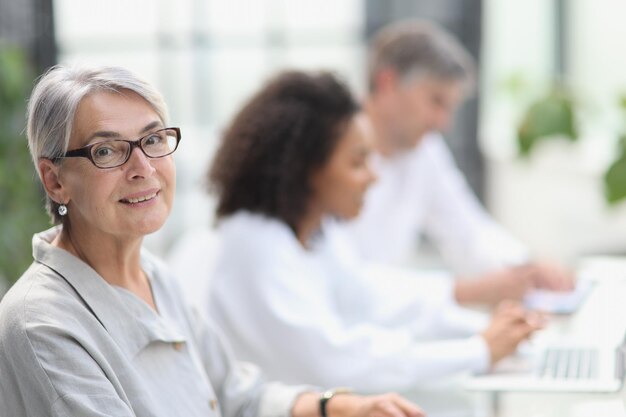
[208,70,359,231]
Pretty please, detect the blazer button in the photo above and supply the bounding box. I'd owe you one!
[173,342,184,351]
[209,399,218,410]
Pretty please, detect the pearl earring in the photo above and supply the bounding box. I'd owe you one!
[58,204,68,216]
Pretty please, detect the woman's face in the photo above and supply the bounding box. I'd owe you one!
[55,90,175,239]
[310,114,377,220]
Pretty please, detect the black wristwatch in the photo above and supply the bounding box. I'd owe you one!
[319,388,353,417]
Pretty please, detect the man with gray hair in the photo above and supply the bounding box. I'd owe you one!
[346,19,573,304]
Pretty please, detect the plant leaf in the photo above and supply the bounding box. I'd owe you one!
[517,91,578,156]
[604,151,626,204]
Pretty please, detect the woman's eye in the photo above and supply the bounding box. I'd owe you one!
[94,146,114,158]
[144,134,163,146]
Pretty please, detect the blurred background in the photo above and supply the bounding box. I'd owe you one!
[3,0,626,292]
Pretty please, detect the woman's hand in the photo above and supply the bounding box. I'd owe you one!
[292,392,425,417]
[333,393,425,417]
[481,301,546,364]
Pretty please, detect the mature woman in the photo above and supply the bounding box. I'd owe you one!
[0,65,423,417]
[207,71,543,393]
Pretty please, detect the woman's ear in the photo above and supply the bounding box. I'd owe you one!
[38,158,68,204]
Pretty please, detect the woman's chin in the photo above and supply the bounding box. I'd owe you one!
[143,224,165,236]
[130,215,169,237]
[335,207,362,222]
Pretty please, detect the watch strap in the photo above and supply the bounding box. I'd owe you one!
[319,388,353,417]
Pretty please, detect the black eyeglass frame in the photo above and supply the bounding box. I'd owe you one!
[53,127,181,169]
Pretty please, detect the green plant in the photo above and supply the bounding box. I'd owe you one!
[0,44,49,287]
[515,86,626,205]
[517,88,578,156]
[604,96,626,204]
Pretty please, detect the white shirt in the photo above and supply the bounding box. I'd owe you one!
[345,132,528,275]
[208,211,490,393]
[0,226,309,417]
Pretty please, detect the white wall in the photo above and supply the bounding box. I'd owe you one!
[54,0,626,263]
[53,0,366,256]
[481,0,626,263]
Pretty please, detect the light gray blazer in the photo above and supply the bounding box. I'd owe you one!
[0,226,308,417]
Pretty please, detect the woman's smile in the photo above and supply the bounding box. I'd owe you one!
[119,188,160,205]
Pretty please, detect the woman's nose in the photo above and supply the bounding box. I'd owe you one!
[125,146,156,178]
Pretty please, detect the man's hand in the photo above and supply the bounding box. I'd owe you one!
[455,262,575,306]
[481,301,546,364]
[519,261,574,291]
[455,269,533,305]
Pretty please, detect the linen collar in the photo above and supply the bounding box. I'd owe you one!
[32,226,186,358]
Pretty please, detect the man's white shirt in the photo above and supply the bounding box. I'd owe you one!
[345,131,528,275]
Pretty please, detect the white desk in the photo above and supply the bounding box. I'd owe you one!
[403,258,626,417]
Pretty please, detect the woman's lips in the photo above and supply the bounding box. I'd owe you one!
[120,189,160,204]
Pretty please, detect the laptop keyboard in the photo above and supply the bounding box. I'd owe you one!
[537,348,598,379]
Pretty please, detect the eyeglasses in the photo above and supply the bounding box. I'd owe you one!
[55,127,181,169]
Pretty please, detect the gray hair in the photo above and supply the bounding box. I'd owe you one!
[26,65,169,224]
[368,19,475,92]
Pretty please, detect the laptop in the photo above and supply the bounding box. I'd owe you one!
[464,335,626,393]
